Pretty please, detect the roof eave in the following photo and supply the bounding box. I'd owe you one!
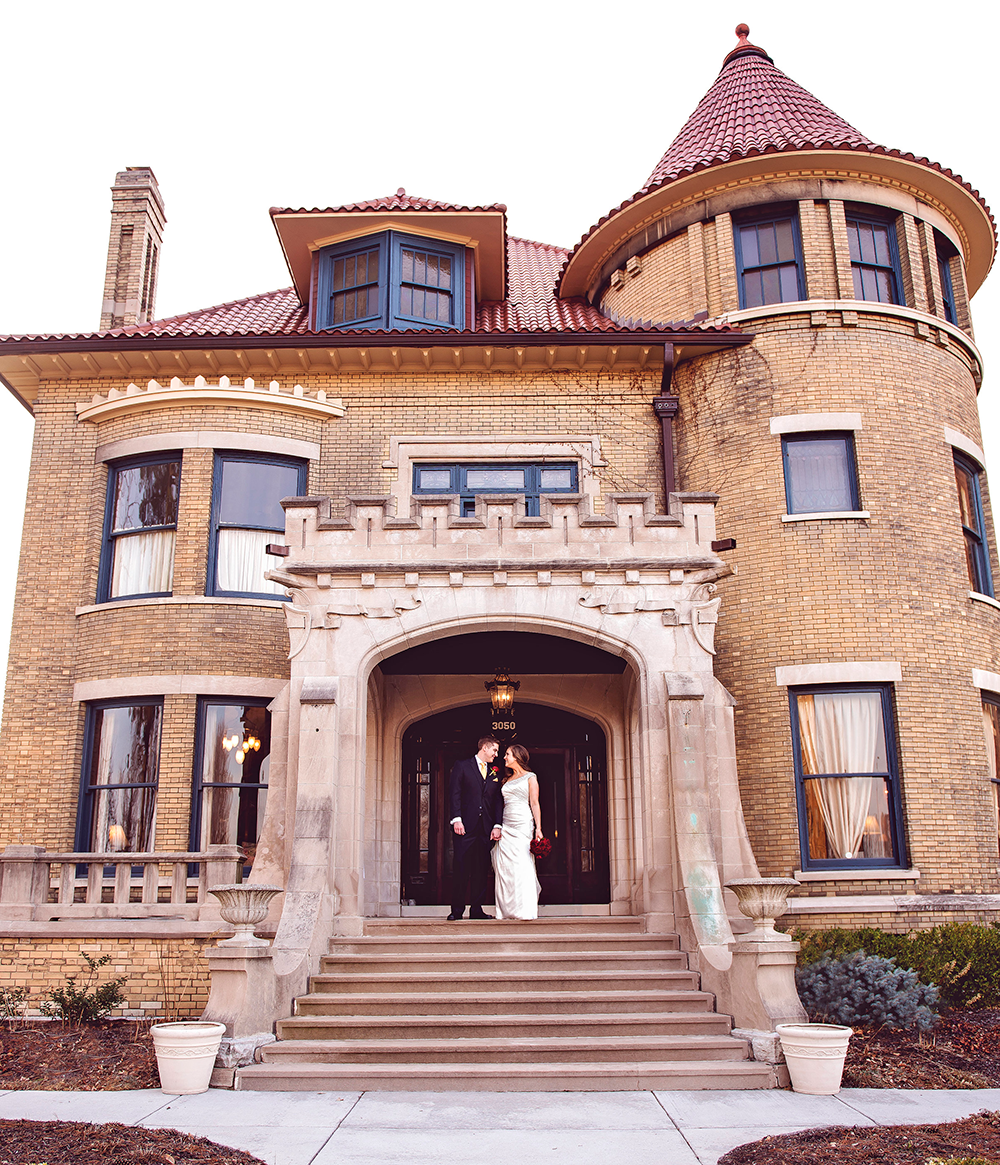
[0,326,752,409]
[559,148,996,299]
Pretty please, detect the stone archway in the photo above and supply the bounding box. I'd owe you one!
[258,490,763,1019]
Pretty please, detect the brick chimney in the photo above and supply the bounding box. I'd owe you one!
[99,167,166,330]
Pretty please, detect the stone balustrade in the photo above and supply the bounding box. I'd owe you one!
[0,844,244,921]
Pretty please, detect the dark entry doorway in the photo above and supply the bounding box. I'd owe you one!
[401,703,610,906]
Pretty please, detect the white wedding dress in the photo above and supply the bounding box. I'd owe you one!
[492,773,541,920]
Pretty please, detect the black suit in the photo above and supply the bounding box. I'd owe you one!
[448,755,503,916]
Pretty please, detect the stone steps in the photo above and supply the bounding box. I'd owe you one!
[235,1059,775,1091]
[308,969,702,993]
[259,1033,750,1064]
[291,989,715,1016]
[278,1010,732,1040]
[233,918,779,1091]
[319,950,688,974]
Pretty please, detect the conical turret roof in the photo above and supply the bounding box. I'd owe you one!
[643,24,874,190]
[557,24,994,298]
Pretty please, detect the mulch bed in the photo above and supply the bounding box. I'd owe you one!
[0,1120,266,1165]
[0,1020,159,1090]
[0,1022,263,1163]
[842,1007,1000,1088]
[719,1110,1000,1164]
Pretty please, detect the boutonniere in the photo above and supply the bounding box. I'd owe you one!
[488,765,498,778]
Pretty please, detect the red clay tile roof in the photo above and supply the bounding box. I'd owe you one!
[557,26,995,294]
[270,189,507,215]
[643,33,873,190]
[1,238,737,345]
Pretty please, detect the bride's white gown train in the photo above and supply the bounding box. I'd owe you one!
[492,773,541,920]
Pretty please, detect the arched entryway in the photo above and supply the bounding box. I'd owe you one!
[401,703,610,906]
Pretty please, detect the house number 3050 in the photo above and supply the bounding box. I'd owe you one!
[492,721,516,731]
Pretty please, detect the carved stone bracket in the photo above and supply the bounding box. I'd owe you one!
[581,581,722,654]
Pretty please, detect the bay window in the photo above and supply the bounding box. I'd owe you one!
[192,699,270,868]
[99,455,180,601]
[209,453,306,598]
[76,700,161,852]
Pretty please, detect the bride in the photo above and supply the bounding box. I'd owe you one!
[491,744,543,920]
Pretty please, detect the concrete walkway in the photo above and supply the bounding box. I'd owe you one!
[2,1087,999,1165]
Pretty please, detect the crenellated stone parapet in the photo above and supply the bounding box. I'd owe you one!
[267,491,730,661]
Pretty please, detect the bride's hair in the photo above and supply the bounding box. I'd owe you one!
[506,744,530,769]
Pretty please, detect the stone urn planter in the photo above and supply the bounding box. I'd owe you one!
[150,1021,226,1094]
[208,884,283,946]
[725,877,799,940]
[775,1022,853,1094]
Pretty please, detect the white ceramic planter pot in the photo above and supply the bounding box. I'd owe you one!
[775,1022,853,1094]
[150,1021,227,1094]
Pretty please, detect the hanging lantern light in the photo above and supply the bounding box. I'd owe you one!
[485,668,520,714]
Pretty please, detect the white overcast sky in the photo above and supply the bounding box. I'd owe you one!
[0,1,997,719]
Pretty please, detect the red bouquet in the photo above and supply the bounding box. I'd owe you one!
[530,837,552,859]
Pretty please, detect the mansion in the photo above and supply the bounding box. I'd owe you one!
[0,25,996,1089]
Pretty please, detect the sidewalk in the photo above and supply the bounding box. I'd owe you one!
[2,1087,999,1165]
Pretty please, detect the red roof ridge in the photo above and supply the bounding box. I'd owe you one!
[270,189,507,216]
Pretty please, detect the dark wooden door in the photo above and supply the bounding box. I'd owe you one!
[400,704,609,906]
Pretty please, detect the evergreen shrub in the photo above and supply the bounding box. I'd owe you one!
[795,951,939,1030]
[787,922,1000,1008]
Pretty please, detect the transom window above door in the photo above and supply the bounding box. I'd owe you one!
[413,462,578,517]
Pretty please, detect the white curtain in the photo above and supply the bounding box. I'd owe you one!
[111,530,174,597]
[217,529,284,594]
[799,692,880,859]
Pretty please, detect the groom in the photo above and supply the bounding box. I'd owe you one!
[447,736,503,920]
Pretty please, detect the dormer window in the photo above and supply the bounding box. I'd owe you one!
[316,231,465,332]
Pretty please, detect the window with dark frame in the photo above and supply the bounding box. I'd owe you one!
[789,685,905,870]
[99,455,180,602]
[733,209,805,310]
[982,696,1000,859]
[412,462,578,517]
[76,700,162,853]
[954,452,994,597]
[191,699,271,872]
[934,230,958,324]
[209,453,307,598]
[781,432,860,515]
[845,209,903,304]
[317,231,464,332]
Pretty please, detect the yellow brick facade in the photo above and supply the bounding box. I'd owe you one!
[0,937,211,1018]
[1,55,997,1012]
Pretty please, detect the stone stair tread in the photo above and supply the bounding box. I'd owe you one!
[292,989,714,1015]
[297,988,712,1004]
[311,969,696,982]
[279,1011,729,1033]
[235,1059,776,1091]
[322,951,684,962]
[330,934,676,948]
[288,1007,719,1022]
[264,1033,746,1053]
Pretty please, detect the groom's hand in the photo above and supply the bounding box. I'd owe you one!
[453,822,466,836]
[490,827,502,841]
